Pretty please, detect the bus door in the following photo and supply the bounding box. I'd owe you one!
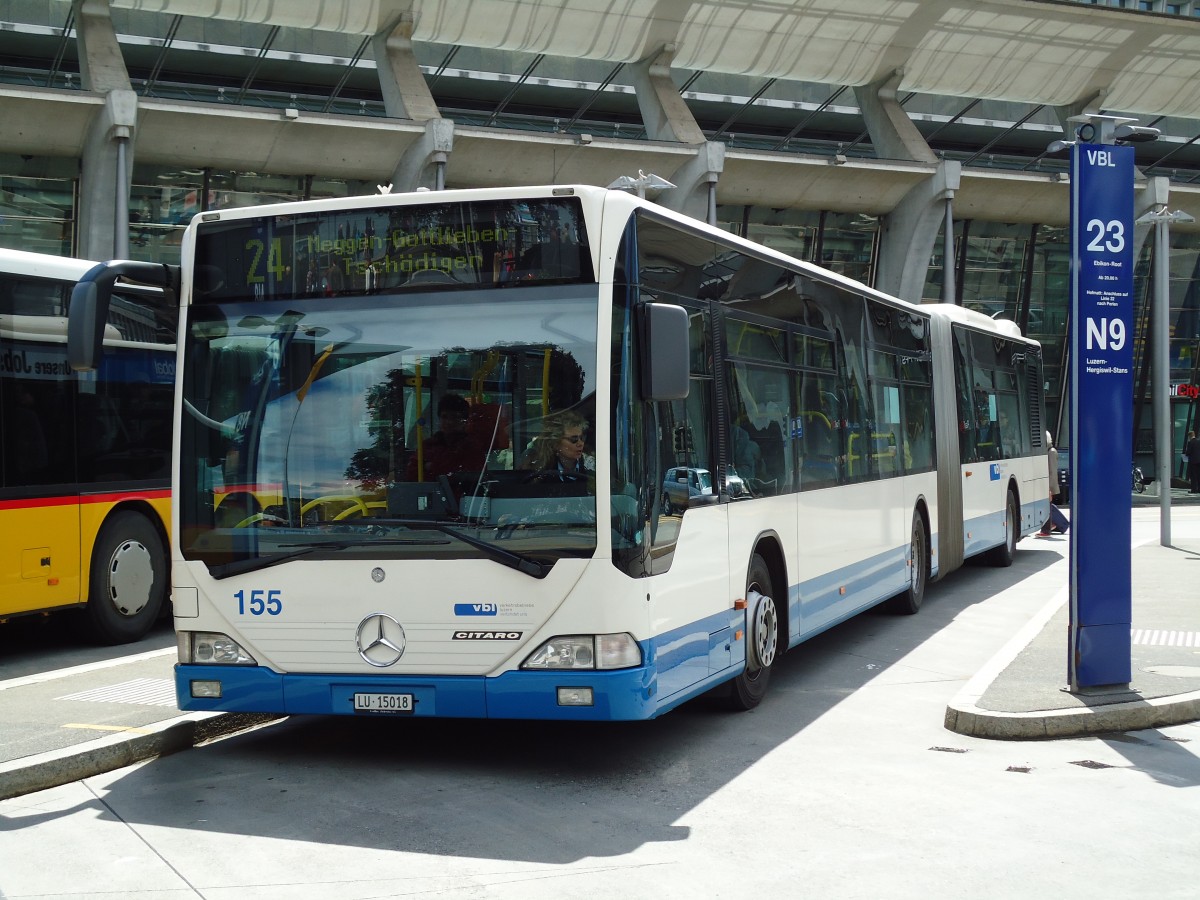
[956,330,1005,554]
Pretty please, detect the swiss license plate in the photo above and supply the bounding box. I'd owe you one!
[353,692,414,713]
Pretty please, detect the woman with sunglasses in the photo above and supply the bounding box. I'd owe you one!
[523,410,592,482]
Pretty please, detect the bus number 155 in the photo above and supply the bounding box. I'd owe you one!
[235,589,283,616]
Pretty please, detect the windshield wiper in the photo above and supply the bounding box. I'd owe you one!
[373,518,549,578]
[206,524,548,580]
[205,538,448,579]
[278,538,446,548]
[207,547,318,580]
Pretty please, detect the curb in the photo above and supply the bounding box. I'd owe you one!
[945,688,1200,740]
[0,712,282,801]
[944,574,1200,740]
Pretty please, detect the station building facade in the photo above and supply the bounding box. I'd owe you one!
[3,0,1200,475]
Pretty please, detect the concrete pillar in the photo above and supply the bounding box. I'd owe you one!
[74,0,135,259]
[372,13,441,122]
[659,141,725,224]
[853,68,936,164]
[875,160,961,303]
[389,118,455,192]
[630,44,706,145]
[74,0,132,93]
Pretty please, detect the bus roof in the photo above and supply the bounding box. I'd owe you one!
[0,247,97,281]
[924,302,1031,342]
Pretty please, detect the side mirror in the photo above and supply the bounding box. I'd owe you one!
[68,260,178,372]
[640,302,690,401]
[67,279,104,372]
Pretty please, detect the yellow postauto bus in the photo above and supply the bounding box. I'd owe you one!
[0,248,175,643]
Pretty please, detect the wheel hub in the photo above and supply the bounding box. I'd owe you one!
[107,540,154,617]
[748,589,778,670]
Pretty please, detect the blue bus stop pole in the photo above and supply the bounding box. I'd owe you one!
[1067,124,1135,692]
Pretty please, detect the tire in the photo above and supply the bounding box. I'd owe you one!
[84,511,168,644]
[725,553,780,711]
[985,489,1017,568]
[888,511,928,615]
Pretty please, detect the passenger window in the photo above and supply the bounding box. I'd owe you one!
[728,362,793,495]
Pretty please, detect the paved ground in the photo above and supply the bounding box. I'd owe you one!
[944,487,1200,737]
[2,493,1198,801]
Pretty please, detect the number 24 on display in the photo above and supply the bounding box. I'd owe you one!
[235,589,282,616]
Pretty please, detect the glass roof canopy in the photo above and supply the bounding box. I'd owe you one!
[4,0,1200,180]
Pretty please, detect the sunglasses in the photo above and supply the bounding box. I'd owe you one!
[562,434,585,444]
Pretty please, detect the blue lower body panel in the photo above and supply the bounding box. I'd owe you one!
[176,662,659,721]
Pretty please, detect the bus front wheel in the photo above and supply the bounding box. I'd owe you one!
[84,511,168,644]
[985,489,1018,568]
[725,553,779,711]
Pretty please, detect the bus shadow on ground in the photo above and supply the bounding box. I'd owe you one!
[25,548,1061,865]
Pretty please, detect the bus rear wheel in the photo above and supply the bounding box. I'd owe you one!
[84,511,167,644]
[725,553,779,711]
[888,511,928,615]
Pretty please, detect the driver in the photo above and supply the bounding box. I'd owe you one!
[520,410,592,481]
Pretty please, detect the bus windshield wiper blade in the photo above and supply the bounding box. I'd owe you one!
[434,524,548,578]
[206,538,448,579]
[372,518,549,578]
[207,547,317,579]
[277,538,447,548]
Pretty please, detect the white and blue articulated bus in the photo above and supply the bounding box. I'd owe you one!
[70,185,1049,720]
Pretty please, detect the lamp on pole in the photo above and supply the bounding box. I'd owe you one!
[607,170,676,199]
[1135,206,1195,546]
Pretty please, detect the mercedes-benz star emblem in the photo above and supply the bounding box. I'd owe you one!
[355,613,406,667]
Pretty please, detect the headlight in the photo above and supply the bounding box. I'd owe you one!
[178,631,257,665]
[522,633,641,670]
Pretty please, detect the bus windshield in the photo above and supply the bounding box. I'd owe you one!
[180,284,600,577]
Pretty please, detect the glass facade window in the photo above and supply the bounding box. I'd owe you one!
[0,172,75,256]
[126,166,380,265]
[720,206,821,263]
[716,206,876,285]
[818,211,878,285]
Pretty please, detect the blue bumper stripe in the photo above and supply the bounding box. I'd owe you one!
[176,662,658,721]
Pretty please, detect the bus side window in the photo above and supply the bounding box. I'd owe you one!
[728,363,791,494]
[2,384,48,484]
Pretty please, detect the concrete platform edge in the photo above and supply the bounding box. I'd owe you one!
[944,580,1200,740]
[946,689,1200,740]
[0,712,280,801]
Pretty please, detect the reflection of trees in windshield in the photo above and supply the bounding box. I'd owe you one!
[344,368,405,491]
[542,345,585,412]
